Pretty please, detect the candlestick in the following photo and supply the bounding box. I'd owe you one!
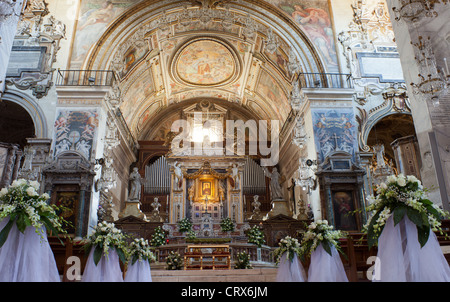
[444,58,449,76]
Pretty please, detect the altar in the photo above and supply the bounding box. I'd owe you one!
[166,157,247,237]
[184,245,231,270]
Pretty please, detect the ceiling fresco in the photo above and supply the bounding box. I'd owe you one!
[174,39,237,86]
[71,0,331,140]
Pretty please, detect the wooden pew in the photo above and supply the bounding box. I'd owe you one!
[48,236,88,281]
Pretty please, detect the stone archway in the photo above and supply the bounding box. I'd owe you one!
[367,113,417,172]
[0,91,49,140]
[367,114,415,161]
[0,100,35,149]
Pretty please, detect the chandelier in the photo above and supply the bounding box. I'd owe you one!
[391,0,439,23]
[410,35,448,107]
[0,0,23,24]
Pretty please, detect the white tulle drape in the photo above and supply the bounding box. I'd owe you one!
[124,260,152,282]
[276,253,307,282]
[0,218,60,282]
[82,248,124,282]
[373,215,450,282]
[308,244,348,282]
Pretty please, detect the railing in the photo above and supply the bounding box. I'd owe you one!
[56,70,116,86]
[297,72,353,89]
[115,108,139,154]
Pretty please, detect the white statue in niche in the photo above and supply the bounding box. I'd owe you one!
[173,161,183,190]
[373,144,386,168]
[230,164,240,189]
[128,167,142,201]
[263,167,284,201]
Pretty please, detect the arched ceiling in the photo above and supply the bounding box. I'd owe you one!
[75,0,333,140]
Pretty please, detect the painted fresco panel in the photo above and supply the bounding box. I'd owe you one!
[52,109,100,160]
[266,0,338,71]
[70,0,139,68]
[256,71,290,120]
[121,74,154,124]
[312,108,358,162]
[176,40,235,85]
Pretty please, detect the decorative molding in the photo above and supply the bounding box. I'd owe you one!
[5,1,66,98]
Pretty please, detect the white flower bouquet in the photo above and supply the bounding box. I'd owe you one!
[166,251,183,270]
[273,236,302,264]
[128,237,156,265]
[220,217,235,232]
[300,220,346,259]
[246,225,265,247]
[0,179,67,247]
[178,218,192,233]
[234,251,253,269]
[150,226,167,247]
[364,174,448,248]
[84,221,128,265]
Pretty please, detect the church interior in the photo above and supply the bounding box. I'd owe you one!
[0,0,450,282]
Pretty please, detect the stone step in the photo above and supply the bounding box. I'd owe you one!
[151,268,278,282]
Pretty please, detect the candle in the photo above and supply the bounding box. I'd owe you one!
[444,58,449,76]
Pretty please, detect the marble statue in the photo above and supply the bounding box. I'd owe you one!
[128,167,142,201]
[373,144,386,168]
[173,161,183,190]
[230,163,240,189]
[263,167,284,201]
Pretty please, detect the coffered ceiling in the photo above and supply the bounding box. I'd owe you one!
[76,0,328,140]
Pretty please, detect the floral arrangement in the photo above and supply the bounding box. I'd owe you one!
[220,217,235,232]
[0,179,67,247]
[178,218,192,233]
[234,251,253,269]
[186,229,197,240]
[300,220,345,258]
[273,236,302,264]
[364,174,448,248]
[246,225,265,247]
[84,221,128,265]
[128,237,156,265]
[166,251,183,270]
[150,226,167,247]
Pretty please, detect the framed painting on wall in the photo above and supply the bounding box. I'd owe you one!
[202,181,212,196]
[331,190,358,231]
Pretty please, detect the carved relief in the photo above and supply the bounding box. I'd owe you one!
[5,0,66,98]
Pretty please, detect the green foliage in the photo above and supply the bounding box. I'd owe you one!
[186,237,231,244]
[220,217,235,232]
[128,237,156,265]
[364,174,449,249]
[166,251,183,270]
[150,226,167,247]
[246,226,265,247]
[178,218,193,233]
[299,220,346,260]
[234,251,253,269]
[0,179,69,248]
[84,221,129,266]
[273,236,301,264]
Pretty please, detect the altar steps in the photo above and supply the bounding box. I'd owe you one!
[151,268,278,282]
